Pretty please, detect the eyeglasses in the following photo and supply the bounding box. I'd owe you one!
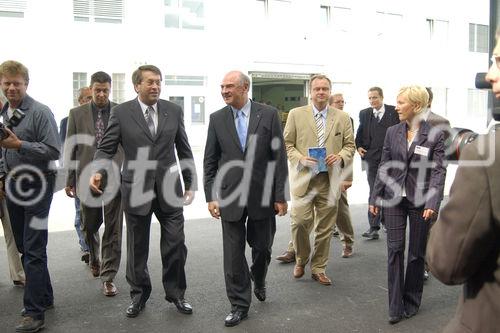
[491,55,500,70]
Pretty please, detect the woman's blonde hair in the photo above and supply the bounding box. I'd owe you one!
[398,85,429,115]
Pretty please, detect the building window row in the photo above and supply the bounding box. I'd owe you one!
[73,0,124,23]
[0,0,26,18]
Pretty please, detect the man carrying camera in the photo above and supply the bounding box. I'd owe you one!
[0,60,60,333]
[426,39,500,332]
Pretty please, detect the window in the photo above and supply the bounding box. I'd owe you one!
[426,18,449,46]
[467,88,488,117]
[73,0,124,24]
[164,0,204,30]
[469,23,488,53]
[320,5,330,26]
[253,0,267,20]
[376,11,403,37]
[112,73,125,104]
[169,96,184,109]
[0,0,26,18]
[73,72,88,107]
[429,87,449,117]
[331,6,351,33]
[165,75,206,86]
[268,0,292,26]
[191,96,205,123]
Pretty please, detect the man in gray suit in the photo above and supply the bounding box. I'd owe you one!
[203,71,288,327]
[65,72,123,296]
[90,65,197,318]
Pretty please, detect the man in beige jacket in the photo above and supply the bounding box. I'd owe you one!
[283,75,355,285]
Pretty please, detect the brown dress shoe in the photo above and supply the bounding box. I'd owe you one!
[90,262,100,277]
[276,250,295,263]
[342,246,353,258]
[312,272,332,285]
[103,281,118,296]
[293,265,305,278]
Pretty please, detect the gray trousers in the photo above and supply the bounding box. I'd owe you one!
[81,193,123,282]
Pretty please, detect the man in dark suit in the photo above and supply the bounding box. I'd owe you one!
[427,41,500,332]
[65,72,123,296]
[90,65,197,318]
[203,70,288,327]
[60,86,92,265]
[355,87,399,240]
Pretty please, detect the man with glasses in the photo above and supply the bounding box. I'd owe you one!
[276,92,355,263]
[426,37,500,333]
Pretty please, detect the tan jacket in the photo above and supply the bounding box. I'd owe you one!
[283,105,355,197]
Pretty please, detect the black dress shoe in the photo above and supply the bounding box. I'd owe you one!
[126,302,145,318]
[254,286,266,302]
[388,315,403,324]
[15,316,44,333]
[168,298,193,314]
[225,310,248,327]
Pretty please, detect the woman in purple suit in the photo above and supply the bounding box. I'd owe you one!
[369,85,446,324]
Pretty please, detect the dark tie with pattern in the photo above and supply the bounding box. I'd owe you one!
[145,106,156,137]
[95,109,105,144]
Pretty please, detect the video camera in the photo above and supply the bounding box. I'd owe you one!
[445,72,496,161]
[0,108,26,140]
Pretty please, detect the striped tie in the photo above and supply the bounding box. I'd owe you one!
[315,112,325,147]
[145,106,156,137]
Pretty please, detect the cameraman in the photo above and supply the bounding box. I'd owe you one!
[0,60,60,333]
[426,40,500,332]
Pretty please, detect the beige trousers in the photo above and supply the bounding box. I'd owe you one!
[287,189,354,252]
[291,173,338,274]
[1,200,25,282]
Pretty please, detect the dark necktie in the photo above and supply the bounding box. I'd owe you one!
[95,109,105,144]
[145,106,156,137]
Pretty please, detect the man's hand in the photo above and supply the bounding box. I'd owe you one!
[299,156,318,168]
[208,201,220,219]
[423,209,436,221]
[369,205,379,216]
[357,147,367,158]
[340,181,352,192]
[89,173,103,194]
[183,190,195,205]
[325,154,342,167]
[274,201,288,216]
[65,186,76,198]
[0,128,22,149]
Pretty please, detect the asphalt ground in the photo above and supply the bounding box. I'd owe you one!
[0,202,460,333]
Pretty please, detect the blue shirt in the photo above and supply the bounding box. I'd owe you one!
[231,99,251,129]
[0,95,61,175]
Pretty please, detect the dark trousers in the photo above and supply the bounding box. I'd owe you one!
[125,197,187,305]
[221,210,276,311]
[367,162,383,230]
[384,198,430,317]
[81,193,123,282]
[7,174,55,320]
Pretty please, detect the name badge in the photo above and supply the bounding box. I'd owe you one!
[415,145,429,157]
